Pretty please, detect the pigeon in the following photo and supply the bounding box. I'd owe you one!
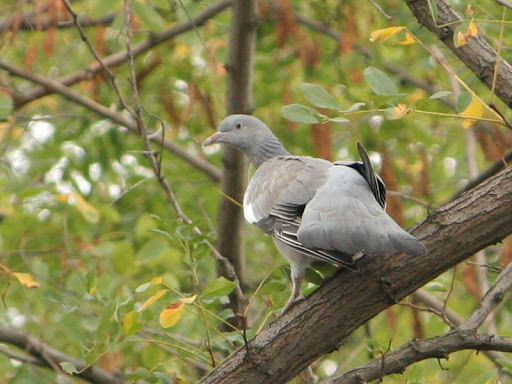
[203,114,427,311]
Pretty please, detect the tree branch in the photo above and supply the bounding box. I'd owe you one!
[12,0,233,108]
[289,9,512,202]
[461,263,512,331]
[324,263,512,383]
[0,327,124,384]
[405,0,512,109]
[324,331,512,384]
[0,59,222,181]
[198,164,512,383]
[0,8,116,31]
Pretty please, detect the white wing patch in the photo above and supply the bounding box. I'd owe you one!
[243,193,258,223]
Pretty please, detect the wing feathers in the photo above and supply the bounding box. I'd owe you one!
[244,154,427,266]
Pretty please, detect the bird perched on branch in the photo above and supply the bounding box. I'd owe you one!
[203,114,427,312]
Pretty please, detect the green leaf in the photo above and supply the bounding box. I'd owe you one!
[135,276,163,293]
[281,104,323,124]
[86,268,97,295]
[0,93,13,121]
[363,67,399,96]
[429,91,452,100]
[258,281,287,295]
[60,362,78,375]
[202,277,237,299]
[427,0,438,24]
[132,1,166,31]
[137,237,169,264]
[327,117,350,123]
[426,282,446,292]
[343,102,366,113]
[123,310,143,336]
[304,268,324,285]
[300,83,340,110]
[85,342,107,366]
[455,90,472,113]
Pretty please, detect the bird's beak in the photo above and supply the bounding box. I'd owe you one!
[202,132,224,147]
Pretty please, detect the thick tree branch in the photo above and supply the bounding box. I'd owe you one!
[12,0,233,108]
[324,264,512,383]
[405,0,512,109]
[199,164,512,383]
[0,59,222,181]
[0,327,124,384]
[325,331,512,384]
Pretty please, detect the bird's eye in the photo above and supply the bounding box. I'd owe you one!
[235,122,243,129]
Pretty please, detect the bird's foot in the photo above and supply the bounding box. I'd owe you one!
[279,294,306,315]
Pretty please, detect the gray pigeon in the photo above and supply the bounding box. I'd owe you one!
[203,114,427,311]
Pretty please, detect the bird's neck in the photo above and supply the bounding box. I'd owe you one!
[248,135,290,168]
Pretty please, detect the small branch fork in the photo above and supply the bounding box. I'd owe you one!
[321,264,512,384]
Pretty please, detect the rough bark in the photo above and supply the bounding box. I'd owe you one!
[215,0,257,321]
[405,0,512,108]
[199,164,512,383]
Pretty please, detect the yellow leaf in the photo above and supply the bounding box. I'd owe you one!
[13,272,40,288]
[55,191,100,223]
[159,302,185,328]
[385,104,411,120]
[456,31,468,47]
[455,21,478,47]
[123,310,142,335]
[72,191,100,224]
[398,31,417,45]
[135,276,163,292]
[369,27,405,43]
[138,289,168,312]
[460,95,483,129]
[468,21,478,37]
[179,294,197,304]
[54,194,70,203]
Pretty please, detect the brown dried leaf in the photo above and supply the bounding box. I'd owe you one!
[419,146,431,197]
[381,148,404,226]
[298,35,320,69]
[283,81,296,131]
[310,120,332,160]
[43,26,56,57]
[25,45,38,72]
[502,236,512,266]
[461,263,481,299]
[95,24,106,57]
[276,0,298,46]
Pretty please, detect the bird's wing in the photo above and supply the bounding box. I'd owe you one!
[243,156,357,267]
[297,164,427,256]
[243,156,331,228]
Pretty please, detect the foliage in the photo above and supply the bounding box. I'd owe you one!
[0,0,511,383]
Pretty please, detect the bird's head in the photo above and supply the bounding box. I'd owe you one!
[202,114,272,153]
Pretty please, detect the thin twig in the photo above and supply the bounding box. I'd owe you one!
[0,327,124,384]
[60,0,132,112]
[122,0,245,306]
[367,0,392,20]
[13,0,233,108]
[461,263,512,331]
[398,300,456,328]
[0,58,222,180]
